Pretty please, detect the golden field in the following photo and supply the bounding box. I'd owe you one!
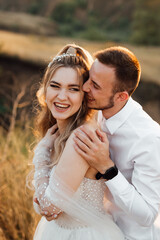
[0,30,160,85]
[0,125,40,240]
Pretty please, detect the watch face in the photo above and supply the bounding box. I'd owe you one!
[102,165,118,180]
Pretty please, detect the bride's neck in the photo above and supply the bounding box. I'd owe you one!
[57,119,69,134]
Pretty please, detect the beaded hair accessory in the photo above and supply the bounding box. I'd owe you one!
[48,47,77,67]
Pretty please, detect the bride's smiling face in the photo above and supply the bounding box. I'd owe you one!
[46,67,84,121]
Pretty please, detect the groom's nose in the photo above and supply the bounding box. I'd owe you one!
[83,79,90,92]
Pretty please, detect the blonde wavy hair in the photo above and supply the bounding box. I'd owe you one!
[35,44,94,165]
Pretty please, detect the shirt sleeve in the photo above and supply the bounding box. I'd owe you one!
[105,134,160,227]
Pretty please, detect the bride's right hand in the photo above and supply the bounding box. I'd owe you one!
[38,124,59,150]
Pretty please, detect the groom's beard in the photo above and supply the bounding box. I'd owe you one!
[89,94,115,111]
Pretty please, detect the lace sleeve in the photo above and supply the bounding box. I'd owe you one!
[33,139,52,210]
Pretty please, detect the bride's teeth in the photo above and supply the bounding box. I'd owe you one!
[55,103,69,108]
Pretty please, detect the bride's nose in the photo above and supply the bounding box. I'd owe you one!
[83,79,90,92]
[57,89,68,100]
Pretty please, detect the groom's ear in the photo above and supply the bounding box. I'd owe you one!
[115,91,129,102]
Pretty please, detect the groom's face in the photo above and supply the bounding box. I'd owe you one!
[83,59,117,110]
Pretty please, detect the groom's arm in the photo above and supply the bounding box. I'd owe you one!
[74,125,160,227]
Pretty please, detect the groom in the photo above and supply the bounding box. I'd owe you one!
[73,46,160,240]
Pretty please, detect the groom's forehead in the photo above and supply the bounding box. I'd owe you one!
[90,60,116,83]
[91,59,114,74]
[89,60,102,77]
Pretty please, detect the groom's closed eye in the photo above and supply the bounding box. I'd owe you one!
[91,80,100,90]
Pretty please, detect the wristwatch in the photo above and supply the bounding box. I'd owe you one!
[95,165,118,180]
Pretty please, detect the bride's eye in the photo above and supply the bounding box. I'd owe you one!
[50,84,60,88]
[70,88,80,92]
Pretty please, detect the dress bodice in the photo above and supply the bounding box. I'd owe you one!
[78,177,106,214]
[55,177,106,229]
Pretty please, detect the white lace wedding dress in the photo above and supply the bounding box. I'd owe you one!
[33,140,124,240]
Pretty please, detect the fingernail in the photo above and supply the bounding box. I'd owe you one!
[54,214,57,218]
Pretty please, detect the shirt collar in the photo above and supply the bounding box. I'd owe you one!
[101,98,142,135]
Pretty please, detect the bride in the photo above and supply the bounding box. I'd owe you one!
[32,44,124,240]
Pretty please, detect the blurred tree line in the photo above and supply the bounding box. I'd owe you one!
[0,0,160,44]
[131,0,160,45]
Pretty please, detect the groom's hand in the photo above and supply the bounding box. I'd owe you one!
[34,197,62,221]
[73,125,114,174]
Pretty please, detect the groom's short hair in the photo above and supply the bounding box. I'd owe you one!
[94,46,141,96]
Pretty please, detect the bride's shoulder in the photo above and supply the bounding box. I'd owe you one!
[67,112,99,144]
[70,119,99,139]
[84,118,99,129]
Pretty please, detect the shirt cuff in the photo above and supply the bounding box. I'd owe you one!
[105,170,130,194]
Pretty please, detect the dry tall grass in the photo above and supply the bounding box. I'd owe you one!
[0,125,40,240]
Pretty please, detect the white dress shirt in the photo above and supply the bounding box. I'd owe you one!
[99,98,160,240]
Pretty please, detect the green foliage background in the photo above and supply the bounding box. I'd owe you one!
[0,0,160,45]
[131,0,160,45]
